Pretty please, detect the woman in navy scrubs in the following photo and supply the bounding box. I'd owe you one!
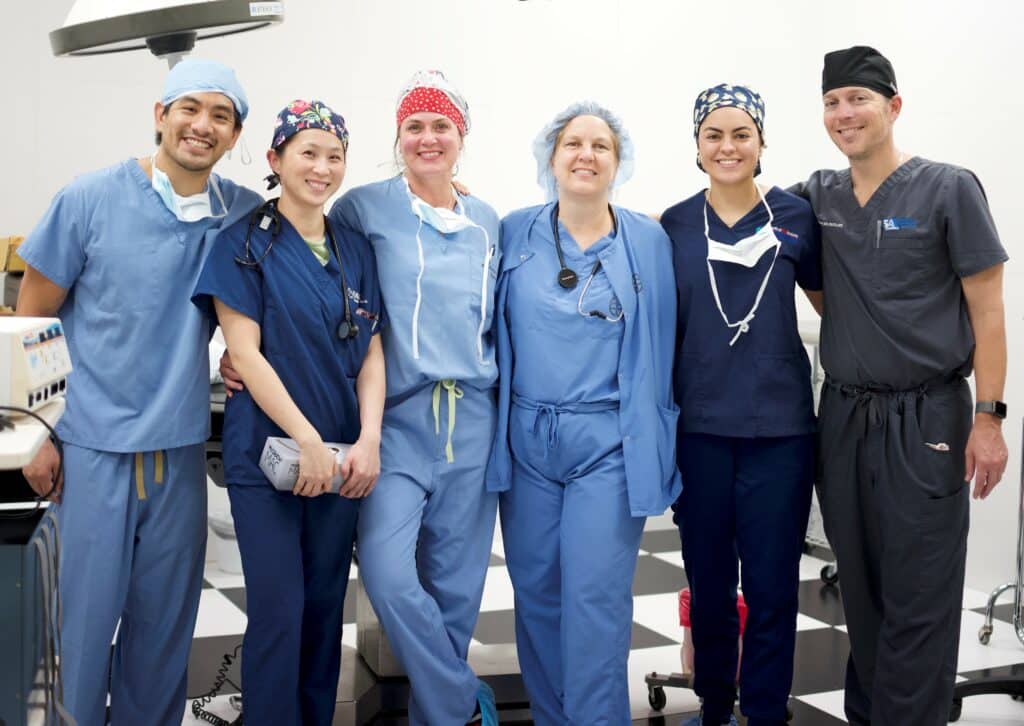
[193,100,386,726]
[660,85,822,726]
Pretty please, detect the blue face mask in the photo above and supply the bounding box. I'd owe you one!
[150,156,226,222]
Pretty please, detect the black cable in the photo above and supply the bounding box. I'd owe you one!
[191,644,243,725]
[0,404,64,519]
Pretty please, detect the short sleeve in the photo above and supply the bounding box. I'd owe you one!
[192,221,264,325]
[796,214,823,291]
[942,168,1008,278]
[17,186,88,290]
[330,190,366,237]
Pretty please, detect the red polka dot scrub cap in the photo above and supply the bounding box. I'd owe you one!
[396,70,471,136]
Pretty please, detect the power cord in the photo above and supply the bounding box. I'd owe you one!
[0,405,63,519]
[191,644,244,725]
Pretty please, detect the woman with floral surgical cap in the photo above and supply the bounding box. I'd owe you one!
[660,84,823,726]
[329,71,501,724]
[193,99,387,726]
[487,101,680,724]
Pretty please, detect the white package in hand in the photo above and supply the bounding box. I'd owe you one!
[259,436,351,493]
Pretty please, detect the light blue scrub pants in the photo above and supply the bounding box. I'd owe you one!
[501,398,645,726]
[56,443,207,726]
[357,384,498,725]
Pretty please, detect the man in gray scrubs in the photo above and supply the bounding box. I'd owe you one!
[796,46,1010,725]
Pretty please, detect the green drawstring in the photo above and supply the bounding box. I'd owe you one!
[432,379,464,463]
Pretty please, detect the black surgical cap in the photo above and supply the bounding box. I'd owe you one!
[822,46,898,98]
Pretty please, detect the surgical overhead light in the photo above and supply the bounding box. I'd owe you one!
[50,0,284,62]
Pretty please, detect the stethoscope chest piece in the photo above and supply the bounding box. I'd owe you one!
[336,320,358,341]
[557,267,579,289]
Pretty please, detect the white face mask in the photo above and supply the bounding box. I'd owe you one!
[704,185,780,346]
[403,179,494,363]
[409,194,476,234]
[150,156,227,222]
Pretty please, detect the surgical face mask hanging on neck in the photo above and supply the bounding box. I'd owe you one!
[704,185,780,346]
[404,178,494,363]
[150,156,227,222]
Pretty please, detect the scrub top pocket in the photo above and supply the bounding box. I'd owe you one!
[872,227,939,297]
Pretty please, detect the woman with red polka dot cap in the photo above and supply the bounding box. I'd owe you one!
[329,70,500,725]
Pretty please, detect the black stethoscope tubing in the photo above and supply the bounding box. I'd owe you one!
[549,202,618,289]
[235,199,358,341]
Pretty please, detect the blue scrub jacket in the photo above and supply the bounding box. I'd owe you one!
[486,204,682,516]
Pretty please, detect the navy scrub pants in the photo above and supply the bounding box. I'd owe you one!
[228,484,359,726]
[672,432,814,726]
[817,377,970,726]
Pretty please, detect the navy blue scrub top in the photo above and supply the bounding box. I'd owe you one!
[193,212,386,486]
[661,186,821,438]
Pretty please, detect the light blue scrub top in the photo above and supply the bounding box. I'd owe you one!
[507,215,622,404]
[488,204,682,516]
[329,176,500,401]
[18,159,261,452]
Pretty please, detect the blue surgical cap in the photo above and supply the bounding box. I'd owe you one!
[160,58,249,122]
[532,100,635,202]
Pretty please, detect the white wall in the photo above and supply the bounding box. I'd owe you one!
[2,0,1020,592]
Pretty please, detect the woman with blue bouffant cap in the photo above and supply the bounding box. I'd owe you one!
[488,101,680,725]
[660,84,823,726]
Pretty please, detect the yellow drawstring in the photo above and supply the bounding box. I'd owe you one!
[134,450,167,500]
[432,379,464,463]
[134,452,146,501]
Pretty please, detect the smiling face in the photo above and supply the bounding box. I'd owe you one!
[398,111,462,183]
[823,86,901,161]
[154,92,240,173]
[697,106,762,187]
[269,128,346,214]
[550,114,620,202]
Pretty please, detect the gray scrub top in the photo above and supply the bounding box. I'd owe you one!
[795,157,1007,389]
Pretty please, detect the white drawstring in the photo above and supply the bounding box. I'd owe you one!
[411,215,426,359]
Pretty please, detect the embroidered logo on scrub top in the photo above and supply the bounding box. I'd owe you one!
[773,226,800,241]
[608,295,623,319]
[817,218,844,228]
[882,217,918,231]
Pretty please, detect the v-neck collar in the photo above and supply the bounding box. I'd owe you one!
[704,186,775,236]
[842,156,922,218]
[280,214,343,296]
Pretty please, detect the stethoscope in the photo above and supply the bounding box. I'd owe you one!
[549,202,623,322]
[235,199,359,341]
[550,202,618,289]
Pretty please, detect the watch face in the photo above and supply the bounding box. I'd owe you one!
[977,401,1008,419]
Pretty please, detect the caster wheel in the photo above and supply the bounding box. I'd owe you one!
[949,698,962,722]
[978,624,993,645]
[648,686,667,711]
[821,563,839,585]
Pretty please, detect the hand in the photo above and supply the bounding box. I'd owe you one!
[338,435,381,499]
[293,439,336,497]
[964,415,1008,499]
[220,350,245,398]
[452,179,471,197]
[23,438,63,503]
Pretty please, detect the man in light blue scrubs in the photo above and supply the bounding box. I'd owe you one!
[16,59,261,726]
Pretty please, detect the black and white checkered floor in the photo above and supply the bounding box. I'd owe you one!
[183,513,1024,725]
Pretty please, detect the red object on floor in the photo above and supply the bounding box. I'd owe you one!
[678,587,749,632]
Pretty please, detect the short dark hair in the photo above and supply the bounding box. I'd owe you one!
[154,98,242,145]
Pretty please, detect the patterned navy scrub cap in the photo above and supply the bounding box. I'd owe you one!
[271,99,349,152]
[693,83,766,139]
[693,83,766,176]
[266,99,349,189]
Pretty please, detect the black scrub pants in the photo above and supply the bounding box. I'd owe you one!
[817,376,971,726]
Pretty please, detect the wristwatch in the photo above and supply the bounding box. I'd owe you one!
[975,400,1008,419]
